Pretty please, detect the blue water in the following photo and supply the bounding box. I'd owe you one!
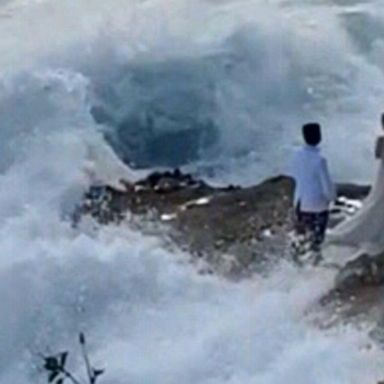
[1,0,384,382]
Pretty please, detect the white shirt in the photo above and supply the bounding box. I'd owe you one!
[289,145,336,213]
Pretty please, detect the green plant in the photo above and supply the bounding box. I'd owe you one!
[41,333,104,384]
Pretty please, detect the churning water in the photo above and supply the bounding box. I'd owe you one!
[1,0,384,382]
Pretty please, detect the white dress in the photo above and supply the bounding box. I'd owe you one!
[327,160,384,255]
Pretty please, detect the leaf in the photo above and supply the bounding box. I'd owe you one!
[91,368,105,383]
[79,332,85,345]
[44,357,59,371]
[49,371,59,383]
[93,369,105,377]
[59,352,68,368]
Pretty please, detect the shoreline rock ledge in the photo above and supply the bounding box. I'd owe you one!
[76,170,295,276]
[75,170,370,277]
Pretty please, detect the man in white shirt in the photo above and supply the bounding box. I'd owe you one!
[289,123,336,264]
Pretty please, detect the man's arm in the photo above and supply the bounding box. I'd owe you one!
[319,158,336,203]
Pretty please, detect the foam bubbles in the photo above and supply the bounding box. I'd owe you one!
[1,222,383,383]
[0,0,384,383]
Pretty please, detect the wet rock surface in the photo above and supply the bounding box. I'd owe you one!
[76,170,374,278]
[323,251,384,327]
[76,171,295,276]
[336,183,371,200]
[336,252,384,290]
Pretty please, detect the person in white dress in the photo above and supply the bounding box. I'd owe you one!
[327,114,384,256]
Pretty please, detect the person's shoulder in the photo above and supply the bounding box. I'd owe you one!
[317,153,329,168]
[291,147,305,164]
[294,146,307,156]
[316,148,327,161]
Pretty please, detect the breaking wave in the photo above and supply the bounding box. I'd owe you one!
[1,0,384,382]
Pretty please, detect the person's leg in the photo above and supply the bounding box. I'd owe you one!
[290,207,303,264]
[312,211,329,247]
[291,208,313,264]
[309,211,329,265]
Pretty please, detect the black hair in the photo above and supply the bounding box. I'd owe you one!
[302,122,322,146]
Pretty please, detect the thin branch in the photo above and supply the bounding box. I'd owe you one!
[62,368,84,384]
[80,335,93,384]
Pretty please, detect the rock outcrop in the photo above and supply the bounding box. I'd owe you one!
[76,171,295,275]
[336,252,384,290]
[76,170,375,279]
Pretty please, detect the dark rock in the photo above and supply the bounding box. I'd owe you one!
[336,183,370,200]
[137,169,209,193]
[335,252,384,290]
[319,251,384,327]
[77,172,376,283]
[76,172,295,275]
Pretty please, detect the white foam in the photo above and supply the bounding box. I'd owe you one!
[0,1,383,383]
[1,217,383,383]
